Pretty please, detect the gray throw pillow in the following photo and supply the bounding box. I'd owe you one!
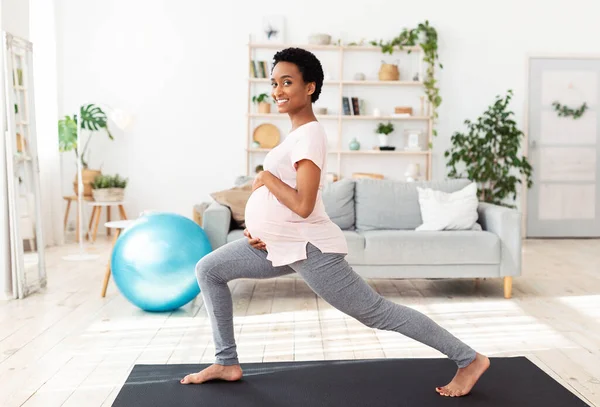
[322,179,355,230]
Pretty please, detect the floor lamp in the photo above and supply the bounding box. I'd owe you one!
[63,105,132,262]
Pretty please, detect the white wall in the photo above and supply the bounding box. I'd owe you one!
[55,0,600,221]
[0,0,30,299]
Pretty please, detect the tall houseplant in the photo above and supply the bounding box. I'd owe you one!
[444,90,533,208]
[58,104,114,196]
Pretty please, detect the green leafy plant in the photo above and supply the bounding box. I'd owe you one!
[252,93,271,104]
[91,174,128,189]
[58,104,114,168]
[444,90,533,208]
[552,101,587,119]
[369,20,442,137]
[375,122,394,135]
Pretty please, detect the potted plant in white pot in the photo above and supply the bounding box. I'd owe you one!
[252,93,272,114]
[91,174,128,202]
[375,121,394,147]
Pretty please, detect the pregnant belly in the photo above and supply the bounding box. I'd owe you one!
[244,187,297,239]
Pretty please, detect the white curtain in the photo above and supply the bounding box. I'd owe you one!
[31,0,63,247]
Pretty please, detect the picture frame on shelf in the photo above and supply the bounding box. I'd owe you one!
[261,15,285,44]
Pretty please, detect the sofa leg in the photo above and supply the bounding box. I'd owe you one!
[504,277,513,299]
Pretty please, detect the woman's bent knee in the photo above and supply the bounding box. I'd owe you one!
[195,254,218,285]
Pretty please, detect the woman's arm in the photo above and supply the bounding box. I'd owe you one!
[255,160,320,218]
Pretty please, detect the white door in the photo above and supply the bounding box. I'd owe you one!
[527,57,600,237]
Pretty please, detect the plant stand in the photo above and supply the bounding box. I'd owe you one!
[63,195,94,242]
[86,201,128,242]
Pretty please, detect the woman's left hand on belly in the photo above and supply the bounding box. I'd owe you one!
[252,172,266,192]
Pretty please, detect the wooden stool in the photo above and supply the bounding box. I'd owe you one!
[63,195,94,242]
[101,219,135,297]
[87,201,128,242]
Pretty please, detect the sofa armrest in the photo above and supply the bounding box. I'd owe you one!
[202,201,231,251]
[477,202,522,277]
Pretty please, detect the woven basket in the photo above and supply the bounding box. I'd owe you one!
[378,62,399,81]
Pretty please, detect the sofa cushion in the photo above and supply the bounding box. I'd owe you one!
[227,229,245,243]
[355,178,472,230]
[357,229,500,265]
[416,182,479,231]
[322,179,355,230]
[210,182,253,228]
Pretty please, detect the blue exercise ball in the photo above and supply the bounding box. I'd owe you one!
[111,212,212,312]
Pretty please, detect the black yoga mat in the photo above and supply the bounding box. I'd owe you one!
[112,357,590,407]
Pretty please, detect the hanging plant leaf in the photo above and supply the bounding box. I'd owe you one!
[80,104,113,139]
[371,20,441,144]
[551,101,587,119]
[58,115,78,152]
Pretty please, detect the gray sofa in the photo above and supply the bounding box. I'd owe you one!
[201,177,521,299]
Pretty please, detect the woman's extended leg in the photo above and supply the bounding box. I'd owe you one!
[181,238,294,384]
[289,243,489,397]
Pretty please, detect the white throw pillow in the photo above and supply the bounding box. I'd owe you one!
[415,182,479,231]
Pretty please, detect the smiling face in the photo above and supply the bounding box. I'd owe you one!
[270,61,315,114]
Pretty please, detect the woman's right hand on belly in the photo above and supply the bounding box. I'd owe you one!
[244,228,266,251]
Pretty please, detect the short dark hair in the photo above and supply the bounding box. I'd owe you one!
[272,47,324,103]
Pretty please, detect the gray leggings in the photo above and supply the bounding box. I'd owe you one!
[195,239,477,368]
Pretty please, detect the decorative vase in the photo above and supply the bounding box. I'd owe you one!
[378,134,388,147]
[349,138,360,151]
[404,163,421,182]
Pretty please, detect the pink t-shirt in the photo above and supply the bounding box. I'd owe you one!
[244,121,348,266]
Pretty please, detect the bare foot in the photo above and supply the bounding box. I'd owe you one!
[180,364,243,384]
[436,353,490,397]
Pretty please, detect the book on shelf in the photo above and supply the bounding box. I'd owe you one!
[351,97,360,115]
[249,60,270,78]
[342,96,365,115]
[342,97,351,115]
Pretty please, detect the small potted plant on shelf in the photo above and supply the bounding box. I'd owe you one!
[91,174,128,202]
[375,122,394,147]
[252,93,272,114]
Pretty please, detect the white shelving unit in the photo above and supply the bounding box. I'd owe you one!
[246,41,433,181]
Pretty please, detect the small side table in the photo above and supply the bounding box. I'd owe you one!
[101,219,134,297]
[87,201,128,242]
[63,195,94,242]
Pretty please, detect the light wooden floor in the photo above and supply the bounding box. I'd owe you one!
[1,237,599,406]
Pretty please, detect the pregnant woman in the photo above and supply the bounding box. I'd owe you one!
[181,47,489,397]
